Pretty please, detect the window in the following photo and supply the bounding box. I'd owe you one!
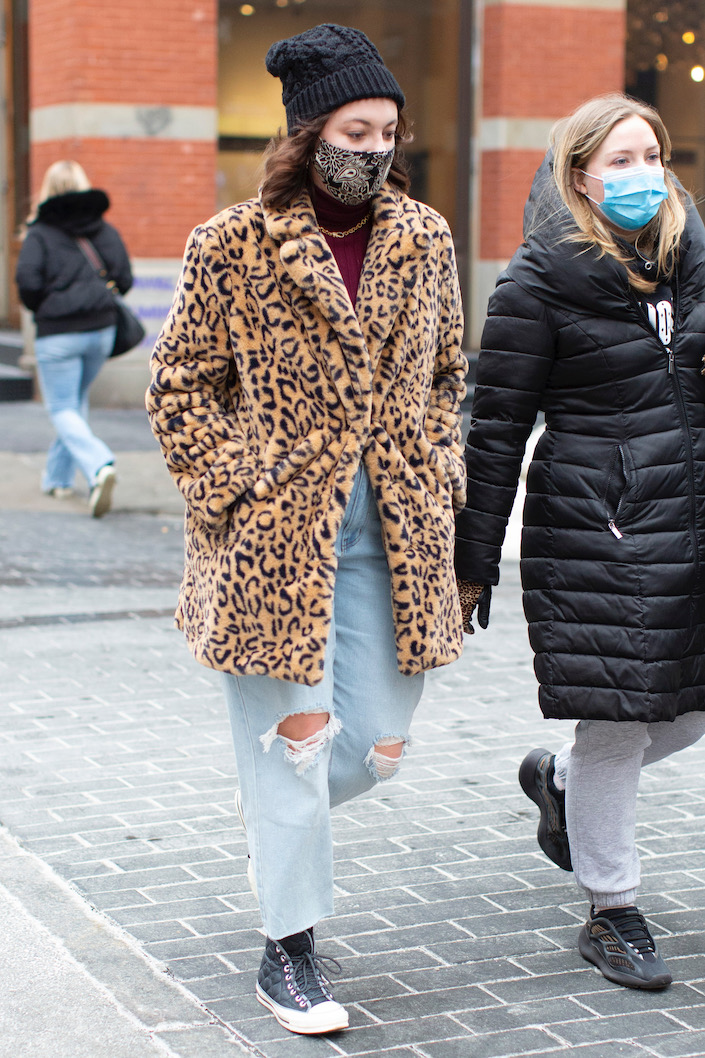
[217,0,471,262]
[627,0,705,221]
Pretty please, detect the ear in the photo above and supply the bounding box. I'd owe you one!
[572,168,587,196]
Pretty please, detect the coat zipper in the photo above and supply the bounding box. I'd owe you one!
[607,445,628,538]
[630,275,699,573]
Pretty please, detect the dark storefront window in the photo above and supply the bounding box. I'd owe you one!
[217,0,472,280]
[627,0,705,219]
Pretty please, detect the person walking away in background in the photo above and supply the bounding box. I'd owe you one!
[16,160,133,517]
[147,22,467,1035]
[455,93,705,991]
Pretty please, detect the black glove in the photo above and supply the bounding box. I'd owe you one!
[458,581,492,634]
[476,585,492,629]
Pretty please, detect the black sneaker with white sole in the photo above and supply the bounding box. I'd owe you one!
[579,905,672,990]
[256,929,348,1035]
[518,747,572,871]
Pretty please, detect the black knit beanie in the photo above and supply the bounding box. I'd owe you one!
[265,23,405,134]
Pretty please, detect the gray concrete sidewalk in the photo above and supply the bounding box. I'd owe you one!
[3,408,705,1056]
[0,827,250,1058]
[0,401,183,516]
[0,400,158,453]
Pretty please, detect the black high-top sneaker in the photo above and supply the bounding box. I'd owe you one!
[519,747,572,871]
[579,905,672,990]
[256,928,348,1034]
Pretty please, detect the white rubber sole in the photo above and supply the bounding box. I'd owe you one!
[90,465,116,518]
[256,982,349,1034]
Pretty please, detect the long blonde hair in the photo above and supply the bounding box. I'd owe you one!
[551,94,687,292]
[26,160,91,224]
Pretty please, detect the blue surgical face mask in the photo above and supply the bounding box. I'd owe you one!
[579,164,668,231]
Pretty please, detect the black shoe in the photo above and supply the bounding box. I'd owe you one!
[579,906,672,990]
[256,929,349,1035]
[518,747,572,871]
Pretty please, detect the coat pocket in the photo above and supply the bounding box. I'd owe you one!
[411,429,464,497]
[602,444,631,539]
[247,428,336,502]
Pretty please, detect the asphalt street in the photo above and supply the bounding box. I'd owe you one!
[3,400,705,1057]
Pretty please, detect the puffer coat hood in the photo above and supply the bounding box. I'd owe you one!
[515,155,705,322]
[34,189,110,238]
[456,154,705,723]
[15,189,132,337]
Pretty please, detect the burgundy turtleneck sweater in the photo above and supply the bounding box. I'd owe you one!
[311,185,372,309]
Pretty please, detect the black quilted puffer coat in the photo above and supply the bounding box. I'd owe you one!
[456,157,705,723]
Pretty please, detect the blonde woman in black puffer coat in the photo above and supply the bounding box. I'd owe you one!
[16,160,133,516]
[456,93,705,992]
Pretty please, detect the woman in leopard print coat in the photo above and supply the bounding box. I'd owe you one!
[147,23,466,1035]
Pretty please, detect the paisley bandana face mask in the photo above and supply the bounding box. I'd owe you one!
[313,139,395,205]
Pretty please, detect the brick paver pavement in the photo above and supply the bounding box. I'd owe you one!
[3,503,705,1057]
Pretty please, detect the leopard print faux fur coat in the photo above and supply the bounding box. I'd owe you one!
[147,183,467,685]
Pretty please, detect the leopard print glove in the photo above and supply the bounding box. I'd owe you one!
[458,581,485,634]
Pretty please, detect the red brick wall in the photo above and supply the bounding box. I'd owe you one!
[483,6,625,118]
[479,2,626,263]
[31,140,215,260]
[479,149,546,259]
[29,0,217,258]
[30,1,216,107]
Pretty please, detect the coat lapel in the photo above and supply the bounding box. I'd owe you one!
[263,191,371,410]
[261,185,433,408]
[357,187,433,376]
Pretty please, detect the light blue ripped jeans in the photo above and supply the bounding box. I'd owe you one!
[220,466,424,940]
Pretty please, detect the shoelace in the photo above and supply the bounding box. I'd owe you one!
[594,906,656,959]
[290,950,342,1001]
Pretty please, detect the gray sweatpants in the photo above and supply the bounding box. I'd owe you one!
[554,712,705,908]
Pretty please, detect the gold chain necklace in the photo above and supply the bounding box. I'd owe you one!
[318,211,372,239]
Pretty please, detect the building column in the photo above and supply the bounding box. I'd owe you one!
[470,0,626,346]
[28,0,218,404]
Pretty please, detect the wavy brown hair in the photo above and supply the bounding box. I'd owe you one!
[551,93,687,293]
[260,110,412,210]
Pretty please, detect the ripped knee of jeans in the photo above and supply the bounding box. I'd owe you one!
[260,713,342,775]
[364,735,411,782]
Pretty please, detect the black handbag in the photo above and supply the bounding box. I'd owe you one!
[111,296,147,358]
[77,238,146,358]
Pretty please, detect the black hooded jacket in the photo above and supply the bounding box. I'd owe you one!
[455,156,705,723]
[16,189,133,337]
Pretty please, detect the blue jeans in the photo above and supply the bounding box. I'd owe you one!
[34,326,116,490]
[221,466,425,940]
